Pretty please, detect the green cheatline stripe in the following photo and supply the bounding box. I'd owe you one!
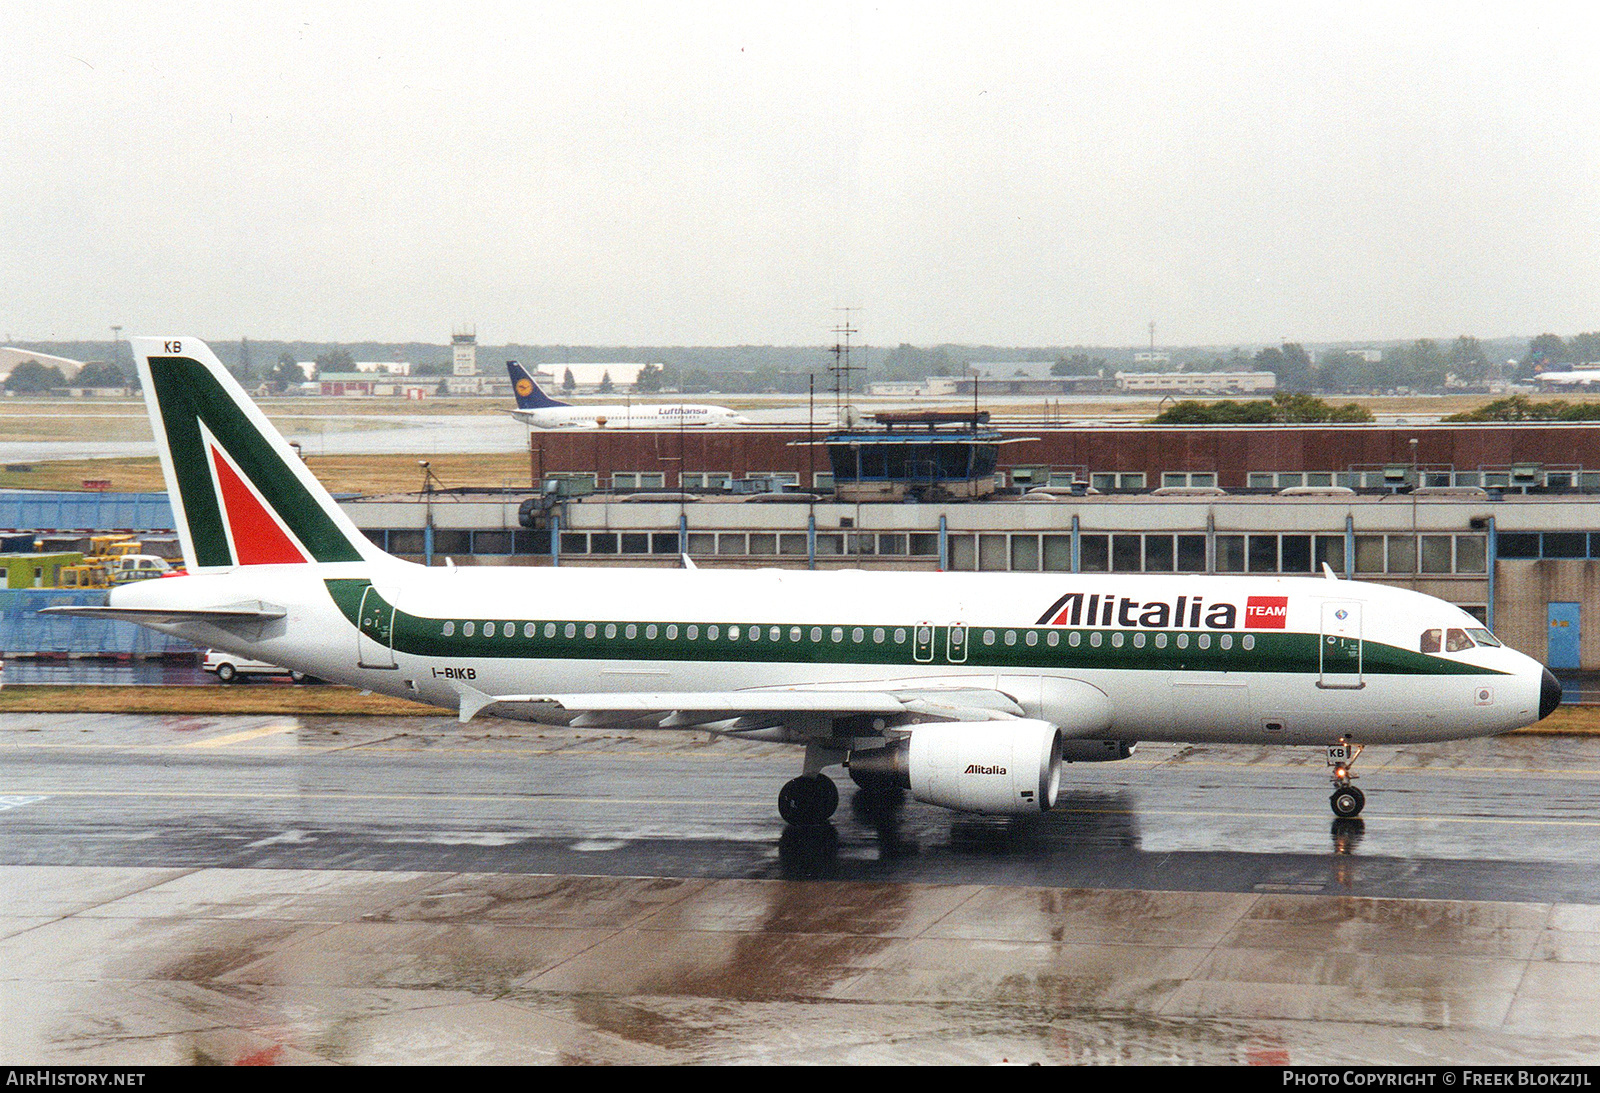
[148,355,365,566]
[325,578,1503,678]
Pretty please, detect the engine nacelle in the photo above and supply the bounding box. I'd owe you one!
[850,719,1063,814]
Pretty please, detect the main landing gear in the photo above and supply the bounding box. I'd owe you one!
[778,774,838,825]
[1327,737,1365,818]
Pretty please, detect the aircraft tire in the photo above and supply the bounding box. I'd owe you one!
[778,774,839,825]
[1330,786,1365,818]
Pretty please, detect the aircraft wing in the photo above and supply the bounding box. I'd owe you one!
[449,681,1027,728]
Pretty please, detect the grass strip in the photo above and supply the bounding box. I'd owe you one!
[0,684,439,716]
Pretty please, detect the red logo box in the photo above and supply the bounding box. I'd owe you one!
[1244,596,1288,628]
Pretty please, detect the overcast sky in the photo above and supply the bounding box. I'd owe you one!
[2,2,1597,348]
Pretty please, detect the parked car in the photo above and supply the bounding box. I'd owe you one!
[202,649,317,684]
[108,554,182,584]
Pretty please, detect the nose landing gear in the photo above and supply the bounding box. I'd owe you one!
[1328,738,1365,818]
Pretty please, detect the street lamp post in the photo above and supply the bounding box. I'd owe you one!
[419,460,439,566]
[1410,438,1420,587]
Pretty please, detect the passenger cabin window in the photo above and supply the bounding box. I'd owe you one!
[1420,629,1442,653]
[1445,628,1475,653]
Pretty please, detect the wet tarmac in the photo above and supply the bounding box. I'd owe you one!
[5,714,1600,1063]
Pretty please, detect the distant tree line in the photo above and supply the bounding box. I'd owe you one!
[256,347,356,393]
[3,358,132,393]
[1191,338,1495,393]
[3,360,67,393]
[1443,395,1600,423]
[634,363,664,393]
[1150,392,1374,425]
[1052,353,1108,376]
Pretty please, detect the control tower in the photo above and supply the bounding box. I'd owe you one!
[448,327,480,394]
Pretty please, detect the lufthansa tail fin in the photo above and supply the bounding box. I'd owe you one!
[131,337,391,572]
[507,360,569,409]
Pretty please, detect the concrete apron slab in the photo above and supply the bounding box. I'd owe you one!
[2,865,1599,1065]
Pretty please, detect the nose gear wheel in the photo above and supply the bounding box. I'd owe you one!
[1327,737,1365,817]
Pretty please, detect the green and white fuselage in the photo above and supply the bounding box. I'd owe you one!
[61,338,1558,820]
[112,560,1548,746]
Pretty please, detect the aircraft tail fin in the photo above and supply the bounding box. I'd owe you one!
[130,337,390,572]
[507,360,568,409]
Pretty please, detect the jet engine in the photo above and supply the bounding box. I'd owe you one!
[848,719,1063,814]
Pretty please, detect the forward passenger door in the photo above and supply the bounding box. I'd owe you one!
[1318,601,1363,689]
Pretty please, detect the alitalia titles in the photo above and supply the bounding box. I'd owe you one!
[1037,592,1289,631]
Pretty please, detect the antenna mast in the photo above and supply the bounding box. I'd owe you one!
[829,307,860,425]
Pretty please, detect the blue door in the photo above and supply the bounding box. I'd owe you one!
[1548,602,1581,670]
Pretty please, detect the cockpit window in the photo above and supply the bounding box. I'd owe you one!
[1445,628,1475,653]
[1466,627,1502,648]
[1420,628,1442,653]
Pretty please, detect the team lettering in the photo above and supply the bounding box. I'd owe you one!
[1041,592,1291,630]
[1244,596,1288,629]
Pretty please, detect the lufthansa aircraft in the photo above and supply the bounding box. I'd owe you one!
[1535,369,1600,388]
[505,361,748,428]
[52,338,1561,825]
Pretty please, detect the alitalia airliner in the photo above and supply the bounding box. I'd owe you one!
[505,361,748,428]
[51,338,1561,825]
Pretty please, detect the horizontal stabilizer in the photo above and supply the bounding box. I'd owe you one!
[41,600,288,642]
[40,601,287,624]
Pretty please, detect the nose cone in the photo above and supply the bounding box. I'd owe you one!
[1540,667,1563,721]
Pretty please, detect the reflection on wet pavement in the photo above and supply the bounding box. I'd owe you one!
[6,865,1600,1064]
[10,718,1600,1061]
